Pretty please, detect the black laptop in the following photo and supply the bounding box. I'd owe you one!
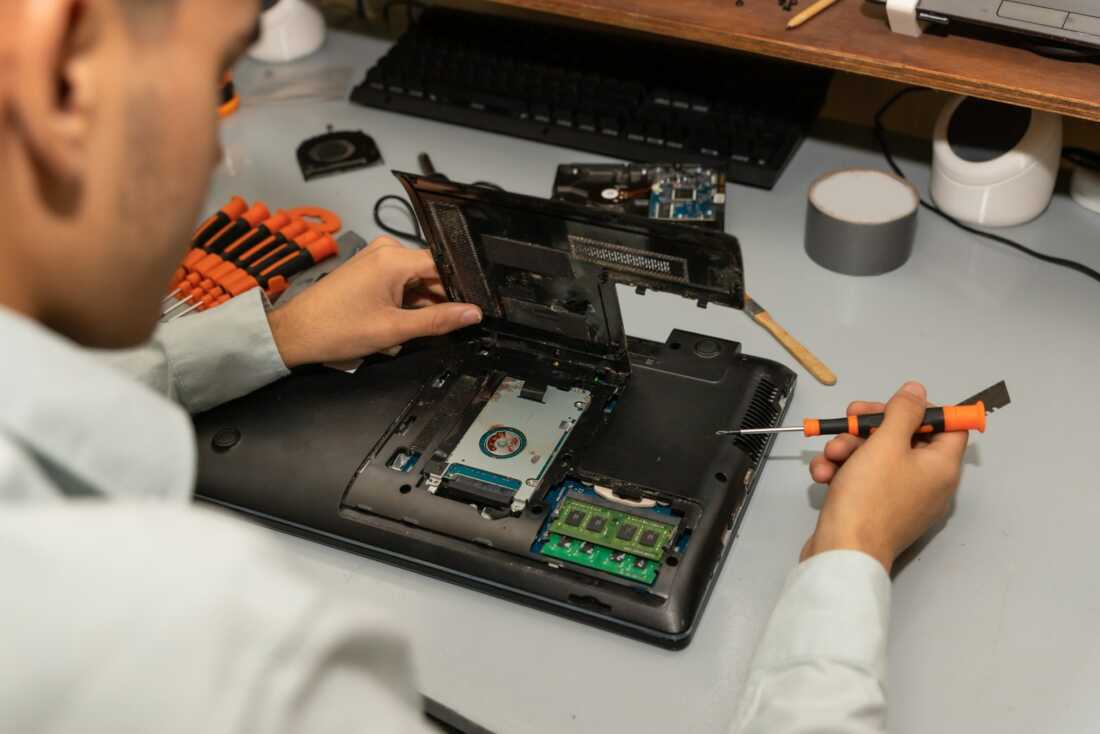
[194,173,795,649]
[868,0,1100,50]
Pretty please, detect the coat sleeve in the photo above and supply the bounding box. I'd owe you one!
[94,289,290,413]
[731,550,892,734]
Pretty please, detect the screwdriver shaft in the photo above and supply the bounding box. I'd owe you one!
[715,426,804,436]
[172,302,203,320]
[162,297,196,317]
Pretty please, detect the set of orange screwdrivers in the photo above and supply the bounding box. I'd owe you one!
[162,197,341,320]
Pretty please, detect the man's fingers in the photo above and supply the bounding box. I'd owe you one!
[824,434,864,463]
[925,428,969,463]
[391,249,440,284]
[809,454,837,483]
[365,235,404,253]
[415,277,447,298]
[875,381,929,443]
[378,249,440,303]
[386,302,482,343]
[405,293,447,308]
[847,401,887,417]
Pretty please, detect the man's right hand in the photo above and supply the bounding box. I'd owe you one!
[801,381,968,574]
[267,237,482,368]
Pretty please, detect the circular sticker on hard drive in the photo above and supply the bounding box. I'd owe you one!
[479,427,526,459]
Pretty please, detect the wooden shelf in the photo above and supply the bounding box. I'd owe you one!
[478,0,1100,122]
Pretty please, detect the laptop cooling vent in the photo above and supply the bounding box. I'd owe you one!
[569,236,688,283]
[731,377,784,468]
[429,202,501,317]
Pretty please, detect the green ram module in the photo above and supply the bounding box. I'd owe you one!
[539,533,658,585]
[548,495,678,561]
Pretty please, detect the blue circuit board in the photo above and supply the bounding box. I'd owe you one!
[648,165,726,225]
[552,162,727,230]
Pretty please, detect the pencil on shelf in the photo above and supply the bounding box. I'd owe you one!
[787,0,842,30]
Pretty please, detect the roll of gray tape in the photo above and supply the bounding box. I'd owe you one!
[805,169,920,276]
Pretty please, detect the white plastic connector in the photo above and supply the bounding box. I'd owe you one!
[886,0,926,37]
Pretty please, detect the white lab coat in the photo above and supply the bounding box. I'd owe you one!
[0,290,890,733]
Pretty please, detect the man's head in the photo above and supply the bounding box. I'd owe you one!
[0,0,260,347]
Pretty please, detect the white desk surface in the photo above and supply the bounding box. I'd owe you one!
[207,30,1100,734]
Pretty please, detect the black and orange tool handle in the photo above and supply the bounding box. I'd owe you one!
[205,202,271,254]
[258,235,339,280]
[220,211,292,259]
[192,196,247,247]
[219,72,240,120]
[803,402,986,438]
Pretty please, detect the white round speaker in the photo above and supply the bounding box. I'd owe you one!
[931,95,1062,227]
[248,0,327,64]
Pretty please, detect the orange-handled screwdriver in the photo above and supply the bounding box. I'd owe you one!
[203,202,271,254]
[717,403,988,439]
[192,196,247,247]
[716,382,1012,439]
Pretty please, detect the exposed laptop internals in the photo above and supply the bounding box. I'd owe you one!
[193,174,796,648]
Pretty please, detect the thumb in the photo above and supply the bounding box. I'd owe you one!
[876,381,928,442]
[388,303,482,342]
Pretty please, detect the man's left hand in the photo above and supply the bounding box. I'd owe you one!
[267,237,482,368]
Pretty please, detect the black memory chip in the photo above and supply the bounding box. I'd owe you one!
[638,529,659,547]
[672,187,695,201]
[564,509,585,526]
[616,523,638,541]
[586,516,607,533]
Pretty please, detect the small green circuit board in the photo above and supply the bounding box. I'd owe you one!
[548,495,677,561]
[540,533,658,584]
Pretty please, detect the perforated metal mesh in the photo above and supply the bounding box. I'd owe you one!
[428,202,501,317]
[568,236,688,283]
[731,377,784,468]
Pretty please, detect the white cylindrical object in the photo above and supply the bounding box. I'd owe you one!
[1070,165,1100,215]
[248,0,327,64]
[931,95,1062,227]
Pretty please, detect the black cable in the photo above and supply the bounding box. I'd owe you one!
[374,153,504,245]
[374,194,425,245]
[874,87,1100,286]
[1063,146,1100,172]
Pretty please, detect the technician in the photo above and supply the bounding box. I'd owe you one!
[0,1,967,732]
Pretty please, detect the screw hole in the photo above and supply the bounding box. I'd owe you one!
[715,472,728,483]
[530,504,545,516]
[669,342,681,350]
[665,556,679,567]
[399,484,412,494]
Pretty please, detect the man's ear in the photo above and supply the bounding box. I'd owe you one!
[13,0,101,185]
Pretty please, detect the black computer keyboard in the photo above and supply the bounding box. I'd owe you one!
[351,9,832,190]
